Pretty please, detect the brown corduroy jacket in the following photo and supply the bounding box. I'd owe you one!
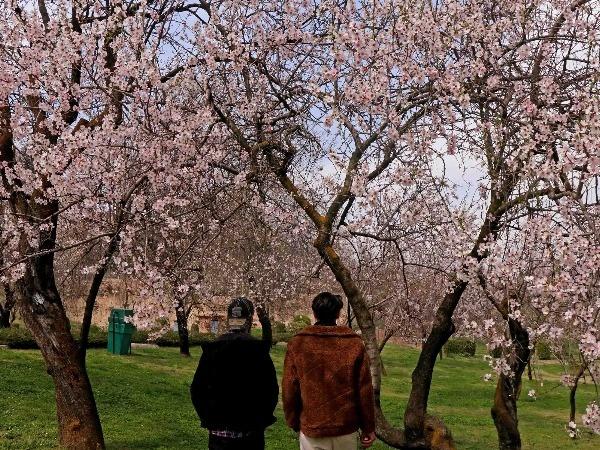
[282,325,376,438]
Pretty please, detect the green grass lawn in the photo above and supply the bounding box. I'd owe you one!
[0,343,598,449]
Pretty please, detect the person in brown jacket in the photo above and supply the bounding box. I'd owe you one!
[283,292,377,450]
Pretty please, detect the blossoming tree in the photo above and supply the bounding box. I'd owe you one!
[0,1,217,448]
[191,0,600,448]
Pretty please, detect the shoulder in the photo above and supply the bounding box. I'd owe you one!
[340,329,367,354]
[287,331,312,355]
[286,334,300,350]
[217,331,256,341]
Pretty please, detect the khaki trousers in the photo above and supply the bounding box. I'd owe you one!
[299,432,358,450]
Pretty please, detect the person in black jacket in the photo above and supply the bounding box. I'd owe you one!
[190,297,279,450]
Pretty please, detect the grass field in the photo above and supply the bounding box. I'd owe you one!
[0,343,598,449]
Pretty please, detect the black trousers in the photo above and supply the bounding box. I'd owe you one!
[208,433,265,450]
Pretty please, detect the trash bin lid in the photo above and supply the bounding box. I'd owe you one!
[108,308,134,324]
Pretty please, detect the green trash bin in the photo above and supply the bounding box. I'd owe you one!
[107,308,135,355]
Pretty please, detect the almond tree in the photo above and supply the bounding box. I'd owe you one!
[476,191,599,446]
[0,1,215,448]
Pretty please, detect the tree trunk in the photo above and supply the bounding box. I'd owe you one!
[175,301,191,357]
[527,357,532,381]
[404,280,466,445]
[569,364,586,423]
[0,282,15,327]
[403,211,501,446]
[6,187,105,448]
[491,317,530,450]
[2,91,104,449]
[347,301,353,328]
[16,257,105,449]
[79,235,120,362]
[0,306,8,328]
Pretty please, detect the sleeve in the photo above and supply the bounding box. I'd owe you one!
[190,347,210,424]
[282,346,302,432]
[356,345,376,434]
[257,342,279,417]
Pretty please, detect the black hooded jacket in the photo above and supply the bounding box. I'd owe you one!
[190,332,279,432]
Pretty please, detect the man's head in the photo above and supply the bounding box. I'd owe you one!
[227,297,254,332]
[311,292,343,324]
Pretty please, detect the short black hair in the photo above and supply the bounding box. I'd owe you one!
[227,297,254,319]
[311,292,343,323]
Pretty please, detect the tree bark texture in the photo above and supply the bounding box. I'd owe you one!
[2,80,105,450]
[16,246,105,449]
[569,364,586,423]
[491,317,530,450]
[79,235,120,361]
[175,301,191,357]
[0,282,15,327]
[404,280,466,445]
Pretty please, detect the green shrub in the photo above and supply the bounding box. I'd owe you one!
[536,341,554,360]
[152,331,214,347]
[445,338,476,357]
[131,329,150,343]
[0,327,38,349]
[490,346,502,358]
[248,327,292,344]
[0,324,213,350]
[152,331,181,347]
[190,323,200,337]
[188,333,215,346]
[272,332,294,344]
[250,328,263,339]
[87,327,108,348]
[0,325,109,350]
[527,340,579,361]
[560,339,579,359]
[273,321,287,334]
[288,315,311,334]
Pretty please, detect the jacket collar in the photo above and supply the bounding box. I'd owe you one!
[295,325,358,338]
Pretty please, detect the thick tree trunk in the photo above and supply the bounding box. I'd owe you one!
[6,189,105,448]
[403,212,501,446]
[403,280,466,445]
[175,302,191,357]
[16,258,105,449]
[491,317,530,450]
[2,89,104,449]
